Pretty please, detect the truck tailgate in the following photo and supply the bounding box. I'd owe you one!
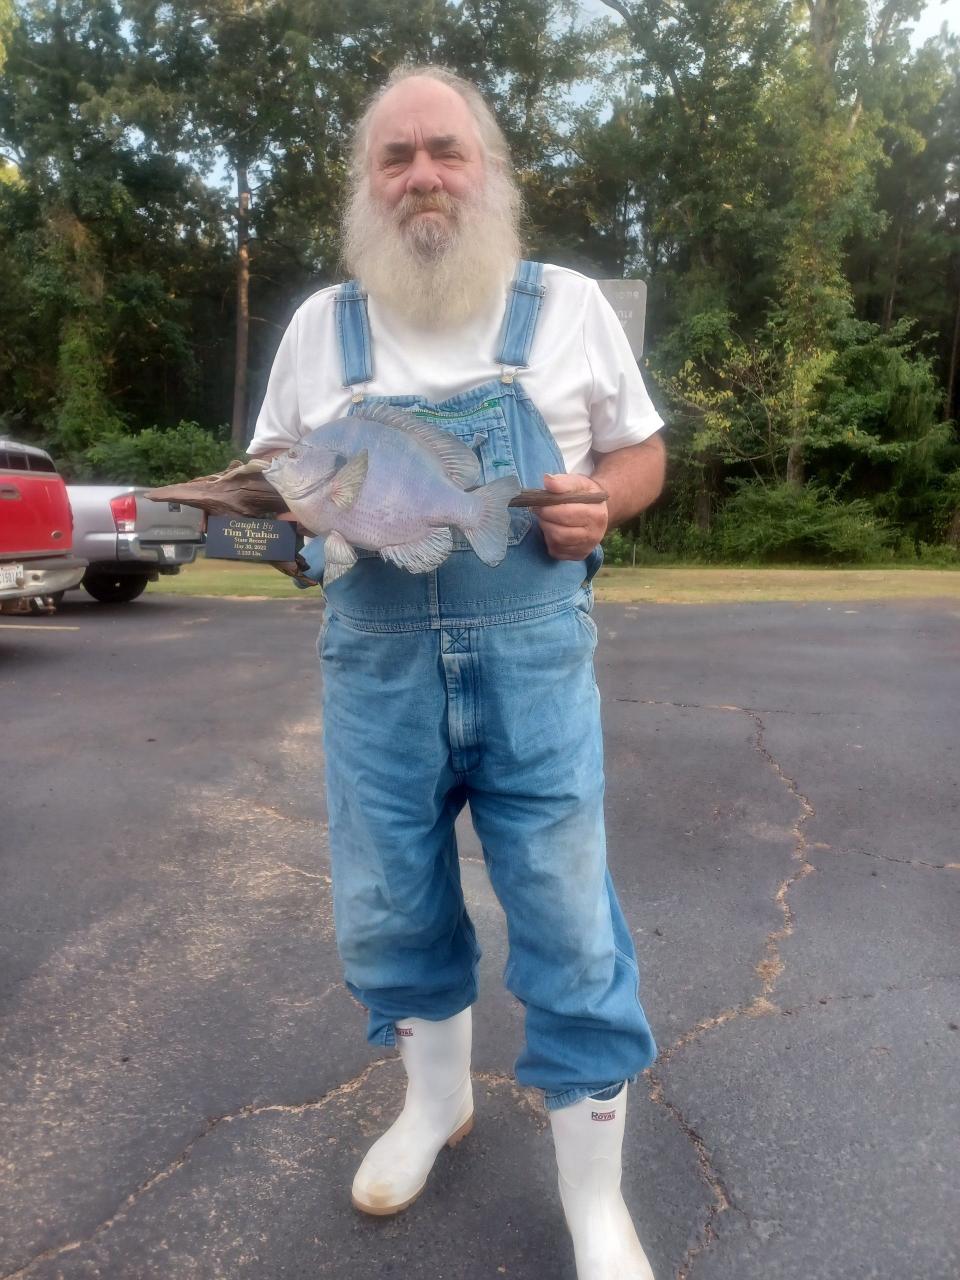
[68,484,204,571]
[0,471,74,559]
[135,493,204,543]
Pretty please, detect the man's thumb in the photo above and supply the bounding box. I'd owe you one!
[543,472,596,493]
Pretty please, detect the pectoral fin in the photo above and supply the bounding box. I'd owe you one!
[325,450,368,510]
[323,531,358,584]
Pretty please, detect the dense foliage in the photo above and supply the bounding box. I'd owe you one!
[1,0,957,561]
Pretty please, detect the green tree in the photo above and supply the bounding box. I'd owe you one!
[0,0,232,467]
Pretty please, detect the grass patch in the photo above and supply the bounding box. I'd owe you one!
[152,555,960,606]
[593,565,960,604]
[152,556,312,599]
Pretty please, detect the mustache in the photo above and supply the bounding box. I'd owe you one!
[394,192,460,222]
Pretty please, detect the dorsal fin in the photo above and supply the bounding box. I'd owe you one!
[355,402,482,490]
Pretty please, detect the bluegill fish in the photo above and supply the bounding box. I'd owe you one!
[259,404,520,583]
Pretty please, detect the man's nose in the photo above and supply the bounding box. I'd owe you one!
[405,150,443,194]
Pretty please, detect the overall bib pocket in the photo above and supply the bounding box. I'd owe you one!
[409,402,533,550]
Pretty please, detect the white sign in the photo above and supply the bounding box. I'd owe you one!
[1,563,24,590]
[596,279,648,359]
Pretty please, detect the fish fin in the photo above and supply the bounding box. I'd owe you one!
[356,402,482,490]
[460,476,521,567]
[380,527,454,574]
[323,531,358,584]
[325,450,368,510]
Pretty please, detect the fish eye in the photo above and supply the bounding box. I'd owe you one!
[287,448,300,459]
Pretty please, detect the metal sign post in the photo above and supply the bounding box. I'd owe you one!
[596,279,648,359]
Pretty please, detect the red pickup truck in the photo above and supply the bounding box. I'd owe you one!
[0,440,86,612]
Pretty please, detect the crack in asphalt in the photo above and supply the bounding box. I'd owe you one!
[615,697,847,718]
[0,1057,394,1280]
[646,1070,743,1280]
[255,858,332,886]
[471,1071,547,1128]
[631,698,816,1280]
[833,845,960,872]
[779,973,960,1017]
[1,1057,547,1280]
[743,707,817,999]
[239,802,327,830]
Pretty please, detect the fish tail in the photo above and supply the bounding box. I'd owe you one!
[461,476,521,567]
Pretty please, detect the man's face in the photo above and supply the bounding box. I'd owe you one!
[366,78,486,255]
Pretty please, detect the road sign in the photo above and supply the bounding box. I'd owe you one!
[596,279,648,359]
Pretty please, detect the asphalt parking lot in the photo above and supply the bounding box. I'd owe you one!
[2,592,958,1280]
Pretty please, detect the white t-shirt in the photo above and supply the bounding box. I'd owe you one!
[250,263,663,475]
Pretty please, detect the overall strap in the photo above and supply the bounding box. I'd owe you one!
[335,281,373,393]
[495,260,546,373]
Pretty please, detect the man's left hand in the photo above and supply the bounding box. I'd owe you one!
[537,473,609,561]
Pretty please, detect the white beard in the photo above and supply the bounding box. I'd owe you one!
[342,171,521,328]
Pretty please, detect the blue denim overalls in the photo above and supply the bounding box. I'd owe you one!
[309,261,656,1109]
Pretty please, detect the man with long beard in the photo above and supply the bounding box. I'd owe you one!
[251,65,666,1280]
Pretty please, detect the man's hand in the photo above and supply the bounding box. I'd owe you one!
[537,473,609,561]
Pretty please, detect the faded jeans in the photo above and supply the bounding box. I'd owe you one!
[319,586,657,1110]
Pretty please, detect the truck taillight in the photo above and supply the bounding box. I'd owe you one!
[110,493,137,533]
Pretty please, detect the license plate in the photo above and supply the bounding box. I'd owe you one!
[162,544,176,559]
[1,563,23,589]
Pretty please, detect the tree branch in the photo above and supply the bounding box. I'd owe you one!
[596,0,688,111]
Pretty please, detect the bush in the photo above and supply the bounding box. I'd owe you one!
[601,528,634,565]
[83,421,236,486]
[716,481,894,563]
[601,528,692,566]
[914,542,960,567]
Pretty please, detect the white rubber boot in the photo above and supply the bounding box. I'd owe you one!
[549,1083,655,1280]
[351,1007,474,1215]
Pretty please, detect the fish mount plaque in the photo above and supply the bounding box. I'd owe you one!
[204,515,298,562]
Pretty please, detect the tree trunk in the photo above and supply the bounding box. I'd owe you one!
[946,279,960,423]
[694,452,721,532]
[786,439,805,487]
[807,0,841,77]
[618,183,630,277]
[231,165,251,451]
[882,220,903,331]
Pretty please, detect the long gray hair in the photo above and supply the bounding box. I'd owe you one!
[342,65,523,327]
[347,64,516,191]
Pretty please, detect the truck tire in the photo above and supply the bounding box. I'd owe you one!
[82,571,150,603]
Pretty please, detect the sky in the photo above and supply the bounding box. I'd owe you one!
[576,0,958,47]
[908,0,959,44]
[207,1,958,199]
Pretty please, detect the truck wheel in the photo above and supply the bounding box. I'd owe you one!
[82,572,150,603]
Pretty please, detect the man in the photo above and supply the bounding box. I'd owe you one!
[250,65,666,1280]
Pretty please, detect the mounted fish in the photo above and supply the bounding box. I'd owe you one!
[246,403,520,584]
[145,404,608,584]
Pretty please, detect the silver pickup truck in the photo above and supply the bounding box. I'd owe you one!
[66,485,204,603]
